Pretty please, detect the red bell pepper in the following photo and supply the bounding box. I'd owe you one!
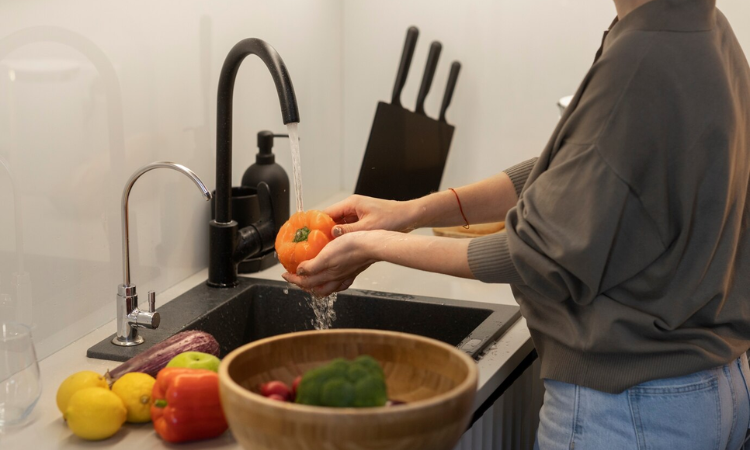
[150,367,228,443]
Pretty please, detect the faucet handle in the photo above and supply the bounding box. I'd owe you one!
[132,290,159,330]
[134,307,160,330]
[147,291,156,313]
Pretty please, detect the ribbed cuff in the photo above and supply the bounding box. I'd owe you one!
[467,232,523,284]
[503,158,538,198]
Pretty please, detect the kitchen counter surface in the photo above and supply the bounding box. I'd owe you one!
[0,198,533,449]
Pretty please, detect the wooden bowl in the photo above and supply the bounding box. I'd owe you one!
[219,329,478,450]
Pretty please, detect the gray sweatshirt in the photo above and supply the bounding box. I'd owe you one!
[468,0,750,393]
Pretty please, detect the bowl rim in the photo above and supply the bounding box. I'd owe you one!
[218,328,479,415]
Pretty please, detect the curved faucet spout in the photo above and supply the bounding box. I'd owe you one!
[114,161,211,346]
[215,38,300,224]
[209,38,300,288]
[121,162,212,286]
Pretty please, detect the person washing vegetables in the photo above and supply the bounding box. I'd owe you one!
[284,0,750,448]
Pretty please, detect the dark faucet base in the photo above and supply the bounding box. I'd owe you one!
[237,250,278,274]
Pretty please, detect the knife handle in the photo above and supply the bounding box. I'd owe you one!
[439,61,461,122]
[415,41,442,115]
[391,26,419,107]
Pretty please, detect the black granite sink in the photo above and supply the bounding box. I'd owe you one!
[87,277,520,362]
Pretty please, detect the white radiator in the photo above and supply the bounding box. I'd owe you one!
[454,357,544,450]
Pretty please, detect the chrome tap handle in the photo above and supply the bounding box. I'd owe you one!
[147,291,156,313]
[134,308,160,330]
[135,290,160,329]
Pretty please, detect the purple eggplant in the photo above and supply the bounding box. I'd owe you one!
[105,330,220,384]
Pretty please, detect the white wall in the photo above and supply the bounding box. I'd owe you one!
[342,0,750,191]
[0,0,343,358]
[342,0,614,192]
[1,0,749,360]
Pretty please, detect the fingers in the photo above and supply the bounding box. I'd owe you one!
[296,258,322,278]
[281,271,325,294]
[325,198,362,237]
[281,271,302,285]
[334,214,360,225]
[332,223,360,237]
[280,273,355,297]
[315,278,355,296]
[281,261,326,290]
[311,280,343,297]
[324,196,360,222]
[293,269,330,291]
[295,236,350,276]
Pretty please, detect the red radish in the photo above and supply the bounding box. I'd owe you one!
[260,381,292,401]
[267,394,287,402]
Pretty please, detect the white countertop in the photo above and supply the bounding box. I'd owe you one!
[0,201,534,449]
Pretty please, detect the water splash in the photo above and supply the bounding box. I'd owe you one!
[307,292,337,330]
[287,122,304,212]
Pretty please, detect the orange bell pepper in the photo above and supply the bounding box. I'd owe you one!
[275,210,336,274]
[150,367,228,443]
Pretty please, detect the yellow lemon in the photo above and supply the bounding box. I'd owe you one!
[64,387,126,440]
[111,372,156,423]
[56,370,108,414]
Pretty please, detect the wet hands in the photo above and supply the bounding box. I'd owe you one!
[325,195,418,237]
[282,195,418,297]
[282,231,378,297]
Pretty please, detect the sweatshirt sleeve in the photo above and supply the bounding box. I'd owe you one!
[504,142,666,302]
[503,158,538,198]
[469,142,665,296]
[466,157,537,283]
[468,232,524,284]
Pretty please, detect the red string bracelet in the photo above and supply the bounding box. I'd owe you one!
[448,188,470,229]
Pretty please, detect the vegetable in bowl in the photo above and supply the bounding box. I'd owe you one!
[295,355,388,408]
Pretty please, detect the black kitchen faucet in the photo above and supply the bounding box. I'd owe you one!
[208,38,300,288]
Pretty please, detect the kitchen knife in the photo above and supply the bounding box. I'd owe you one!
[415,41,442,115]
[439,61,461,123]
[391,26,419,107]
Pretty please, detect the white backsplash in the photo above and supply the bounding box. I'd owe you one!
[0,0,343,358]
[1,0,748,361]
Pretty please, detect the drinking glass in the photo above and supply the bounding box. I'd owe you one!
[0,322,42,427]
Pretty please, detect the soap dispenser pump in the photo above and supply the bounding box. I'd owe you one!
[241,130,290,239]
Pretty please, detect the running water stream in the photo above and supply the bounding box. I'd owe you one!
[287,123,304,213]
[287,122,337,330]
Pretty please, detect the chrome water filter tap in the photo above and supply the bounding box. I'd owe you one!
[112,161,212,347]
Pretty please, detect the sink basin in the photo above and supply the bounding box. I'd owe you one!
[87,277,520,362]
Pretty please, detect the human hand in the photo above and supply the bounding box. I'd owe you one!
[324,195,418,237]
[281,231,378,297]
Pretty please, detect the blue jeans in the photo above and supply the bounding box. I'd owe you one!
[535,354,750,450]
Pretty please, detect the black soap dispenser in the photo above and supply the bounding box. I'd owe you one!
[241,130,290,238]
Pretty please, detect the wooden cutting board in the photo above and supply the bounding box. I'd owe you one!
[432,222,505,238]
